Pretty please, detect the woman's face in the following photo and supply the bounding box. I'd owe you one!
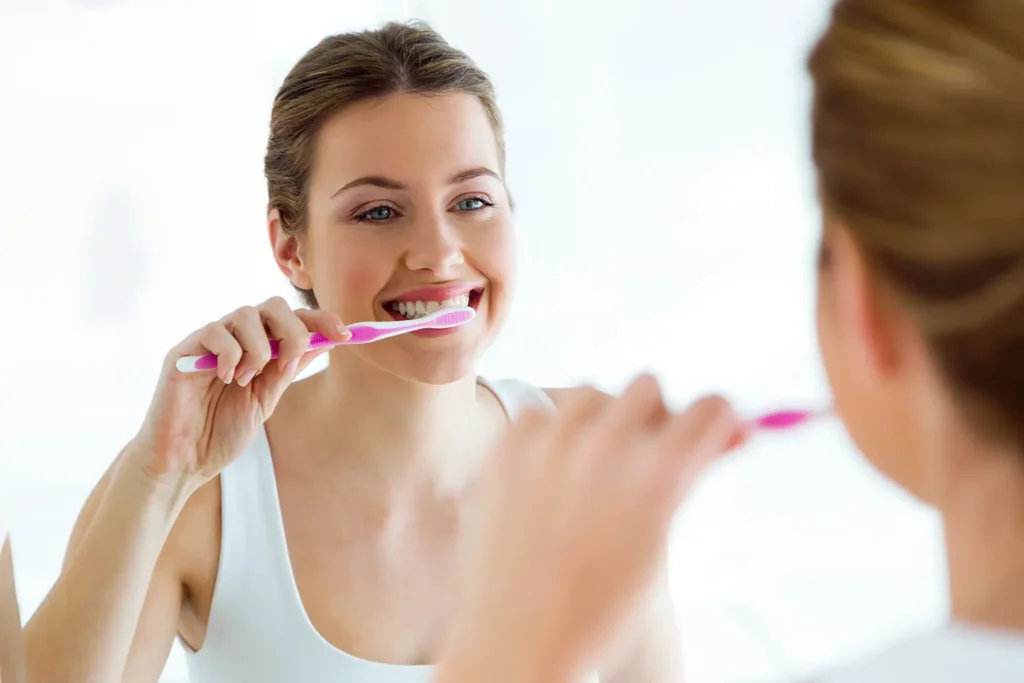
[815,218,934,501]
[274,92,514,385]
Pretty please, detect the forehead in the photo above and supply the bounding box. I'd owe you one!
[311,92,501,188]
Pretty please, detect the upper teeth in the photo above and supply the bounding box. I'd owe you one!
[389,294,471,319]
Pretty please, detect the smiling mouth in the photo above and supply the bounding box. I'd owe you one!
[384,288,484,320]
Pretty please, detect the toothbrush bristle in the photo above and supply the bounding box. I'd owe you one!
[429,308,474,328]
[343,306,475,344]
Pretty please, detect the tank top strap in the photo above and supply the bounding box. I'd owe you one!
[477,377,556,419]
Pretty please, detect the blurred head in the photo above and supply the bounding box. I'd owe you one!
[808,0,1024,501]
[265,22,512,385]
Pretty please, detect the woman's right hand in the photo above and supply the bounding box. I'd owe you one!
[435,377,744,683]
[126,296,351,490]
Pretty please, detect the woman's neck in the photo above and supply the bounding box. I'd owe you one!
[941,437,1024,632]
[278,353,506,495]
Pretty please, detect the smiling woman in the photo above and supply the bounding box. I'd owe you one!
[270,88,514,385]
[21,20,674,683]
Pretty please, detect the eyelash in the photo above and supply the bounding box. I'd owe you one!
[353,196,496,224]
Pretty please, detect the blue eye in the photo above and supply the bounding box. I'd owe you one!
[456,197,493,212]
[357,205,397,222]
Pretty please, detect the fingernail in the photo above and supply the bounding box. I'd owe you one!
[220,369,232,384]
[286,358,300,377]
[337,324,351,340]
[237,370,256,386]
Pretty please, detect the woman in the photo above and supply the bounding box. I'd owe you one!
[431,0,1024,681]
[21,22,678,683]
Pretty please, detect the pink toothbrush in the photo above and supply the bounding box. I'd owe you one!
[175,306,475,373]
[753,408,828,431]
[725,408,830,451]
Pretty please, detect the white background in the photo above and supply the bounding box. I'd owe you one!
[0,1,947,682]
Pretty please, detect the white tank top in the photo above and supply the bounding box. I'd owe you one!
[812,622,1024,682]
[185,378,594,683]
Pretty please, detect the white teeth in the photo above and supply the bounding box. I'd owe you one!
[388,293,475,319]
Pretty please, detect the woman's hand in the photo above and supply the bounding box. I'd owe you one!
[127,296,350,490]
[436,375,744,683]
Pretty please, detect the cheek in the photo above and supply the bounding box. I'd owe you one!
[468,219,516,286]
[817,272,869,447]
[306,231,394,314]
[817,273,926,496]
[338,259,385,294]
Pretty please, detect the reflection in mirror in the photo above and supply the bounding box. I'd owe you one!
[0,2,944,683]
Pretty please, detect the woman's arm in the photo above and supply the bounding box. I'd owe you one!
[25,299,341,683]
[598,569,684,683]
[547,387,686,683]
[23,445,193,683]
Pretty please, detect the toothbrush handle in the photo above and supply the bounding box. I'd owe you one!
[175,320,421,372]
[176,334,339,373]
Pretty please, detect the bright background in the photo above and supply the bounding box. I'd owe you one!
[0,1,947,682]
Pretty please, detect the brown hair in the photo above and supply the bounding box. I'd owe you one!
[264,21,504,308]
[809,0,1024,444]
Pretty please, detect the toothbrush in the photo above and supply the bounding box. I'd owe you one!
[175,306,475,373]
[753,408,828,431]
[723,408,829,451]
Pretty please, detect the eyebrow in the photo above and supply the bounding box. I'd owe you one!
[330,167,501,199]
[449,167,501,184]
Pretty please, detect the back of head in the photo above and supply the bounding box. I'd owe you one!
[809,0,1024,445]
[264,21,503,308]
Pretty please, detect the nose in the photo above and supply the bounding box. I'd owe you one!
[402,211,464,275]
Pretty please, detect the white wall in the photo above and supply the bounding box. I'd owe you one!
[0,1,947,682]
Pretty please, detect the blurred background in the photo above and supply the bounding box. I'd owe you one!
[0,0,947,682]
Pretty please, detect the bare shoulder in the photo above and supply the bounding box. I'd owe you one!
[542,386,612,410]
[596,568,682,683]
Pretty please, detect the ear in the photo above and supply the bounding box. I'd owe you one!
[829,221,908,380]
[269,208,314,290]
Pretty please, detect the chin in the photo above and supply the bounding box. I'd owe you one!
[858,441,932,503]
[838,394,933,502]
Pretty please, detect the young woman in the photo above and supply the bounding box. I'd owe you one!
[431,1,1024,681]
[21,22,677,683]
